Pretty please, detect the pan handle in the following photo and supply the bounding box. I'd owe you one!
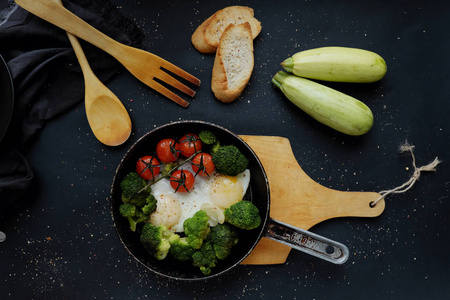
[264,218,349,264]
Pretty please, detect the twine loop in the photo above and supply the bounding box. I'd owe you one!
[371,141,441,207]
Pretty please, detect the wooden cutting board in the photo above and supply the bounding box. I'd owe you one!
[239,135,385,265]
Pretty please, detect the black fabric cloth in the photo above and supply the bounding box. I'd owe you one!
[0,0,144,205]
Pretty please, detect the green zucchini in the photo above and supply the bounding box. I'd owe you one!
[272,71,373,136]
[282,47,387,83]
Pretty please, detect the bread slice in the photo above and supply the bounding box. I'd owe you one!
[191,15,216,53]
[205,6,261,49]
[192,6,261,54]
[211,22,254,103]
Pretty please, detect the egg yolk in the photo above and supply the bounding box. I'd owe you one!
[209,175,244,209]
[149,194,181,231]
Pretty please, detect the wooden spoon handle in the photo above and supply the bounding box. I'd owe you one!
[50,0,97,92]
[65,33,94,78]
[16,0,122,57]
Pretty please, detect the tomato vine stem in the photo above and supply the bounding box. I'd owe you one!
[138,150,201,194]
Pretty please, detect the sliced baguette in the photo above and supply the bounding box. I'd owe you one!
[211,22,254,103]
[192,6,261,54]
[191,15,216,53]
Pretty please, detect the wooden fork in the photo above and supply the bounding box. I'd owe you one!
[15,0,201,107]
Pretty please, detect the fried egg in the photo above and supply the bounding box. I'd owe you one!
[148,194,181,229]
[149,163,250,232]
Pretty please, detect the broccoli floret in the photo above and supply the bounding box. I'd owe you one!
[140,223,175,260]
[160,162,177,176]
[169,235,196,261]
[199,131,220,155]
[142,194,157,215]
[130,211,151,232]
[120,172,146,200]
[119,202,136,217]
[224,200,261,230]
[120,172,151,205]
[119,203,142,232]
[212,145,249,176]
[209,223,239,260]
[183,210,211,249]
[119,203,150,232]
[119,193,157,232]
[199,130,217,145]
[192,240,217,276]
[210,141,221,154]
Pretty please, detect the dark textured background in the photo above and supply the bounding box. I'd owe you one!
[1,0,449,299]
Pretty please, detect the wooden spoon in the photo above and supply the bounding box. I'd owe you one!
[68,32,131,146]
[57,0,131,146]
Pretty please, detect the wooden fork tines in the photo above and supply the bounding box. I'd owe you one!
[121,50,202,108]
[97,43,201,108]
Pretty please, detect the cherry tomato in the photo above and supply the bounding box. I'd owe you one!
[170,170,195,192]
[136,156,160,180]
[178,133,202,157]
[156,138,180,163]
[191,153,215,177]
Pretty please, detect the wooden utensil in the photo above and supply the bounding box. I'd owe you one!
[239,135,385,264]
[55,0,131,146]
[15,0,201,108]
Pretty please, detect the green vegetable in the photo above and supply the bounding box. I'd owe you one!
[140,224,175,260]
[199,130,218,145]
[160,162,177,176]
[169,235,196,261]
[119,202,136,218]
[212,145,248,176]
[192,241,217,276]
[141,195,157,215]
[119,195,156,232]
[120,172,151,206]
[183,210,211,249]
[210,141,221,154]
[119,174,157,232]
[224,200,261,230]
[209,223,239,260]
[199,130,220,156]
[119,203,148,232]
[272,71,373,136]
[281,46,387,83]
